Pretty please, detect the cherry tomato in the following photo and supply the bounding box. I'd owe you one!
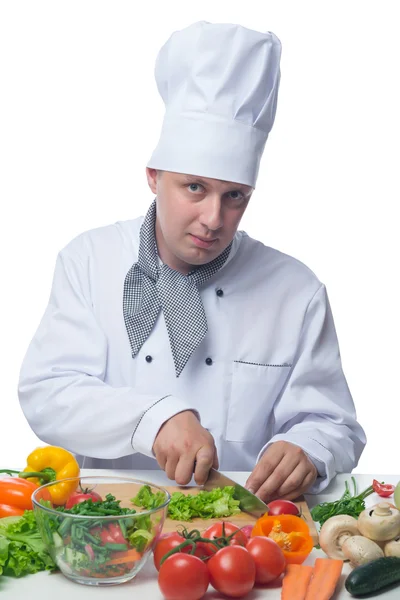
[89,523,126,546]
[207,545,256,598]
[373,479,395,498]
[65,489,102,509]
[107,523,126,545]
[246,536,286,584]
[158,553,209,600]
[267,499,300,516]
[203,521,248,547]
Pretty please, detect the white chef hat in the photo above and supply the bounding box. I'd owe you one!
[147,20,282,187]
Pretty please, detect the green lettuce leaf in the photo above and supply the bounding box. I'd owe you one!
[167,487,241,521]
[131,485,165,510]
[0,510,56,578]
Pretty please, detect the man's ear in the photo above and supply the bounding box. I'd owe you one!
[146,167,159,194]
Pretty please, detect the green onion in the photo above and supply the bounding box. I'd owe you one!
[103,543,128,551]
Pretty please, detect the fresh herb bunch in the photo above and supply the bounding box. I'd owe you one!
[311,477,374,527]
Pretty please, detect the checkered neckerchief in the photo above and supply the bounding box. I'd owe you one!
[123,200,232,377]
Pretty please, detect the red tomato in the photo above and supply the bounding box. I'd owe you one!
[158,553,209,600]
[65,489,102,509]
[203,521,248,547]
[107,523,126,545]
[89,523,126,546]
[153,532,216,571]
[240,524,254,539]
[154,532,189,571]
[246,536,286,584]
[267,499,300,516]
[207,546,256,598]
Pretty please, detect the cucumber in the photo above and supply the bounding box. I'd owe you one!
[345,556,400,596]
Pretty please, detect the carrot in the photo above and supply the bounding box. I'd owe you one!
[104,548,142,565]
[281,564,314,600]
[304,558,343,600]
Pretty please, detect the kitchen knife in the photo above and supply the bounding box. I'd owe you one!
[203,468,268,518]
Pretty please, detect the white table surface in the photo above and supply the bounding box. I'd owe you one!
[1,470,399,599]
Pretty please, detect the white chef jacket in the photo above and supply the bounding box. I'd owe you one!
[18,216,366,494]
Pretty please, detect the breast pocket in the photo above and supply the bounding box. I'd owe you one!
[226,361,291,443]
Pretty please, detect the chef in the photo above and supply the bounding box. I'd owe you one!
[18,21,366,502]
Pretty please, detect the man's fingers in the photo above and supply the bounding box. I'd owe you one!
[175,454,197,486]
[164,455,179,481]
[275,463,310,498]
[194,447,214,485]
[245,445,285,494]
[275,469,317,501]
[259,451,304,498]
[212,449,219,470]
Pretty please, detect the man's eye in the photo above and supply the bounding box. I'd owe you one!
[228,191,245,201]
[188,183,202,192]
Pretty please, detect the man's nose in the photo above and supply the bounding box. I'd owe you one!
[200,196,223,231]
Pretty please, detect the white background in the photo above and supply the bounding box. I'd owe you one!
[0,1,398,474]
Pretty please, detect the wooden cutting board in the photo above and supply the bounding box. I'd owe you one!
[162,486,319,545]
[91,482,319,545]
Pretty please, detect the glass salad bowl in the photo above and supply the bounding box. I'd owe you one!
[32,475,170,586]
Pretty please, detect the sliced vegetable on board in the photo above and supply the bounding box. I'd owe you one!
[132,484,241,521]
[251,513,314,564]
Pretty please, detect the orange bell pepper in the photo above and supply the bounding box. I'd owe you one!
[251,514,314,564]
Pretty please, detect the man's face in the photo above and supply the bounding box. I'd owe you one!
[146,168,253,274]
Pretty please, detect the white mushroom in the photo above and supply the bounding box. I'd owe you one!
[384,537,400,557]
[357,503,400,542]
[319,515,360,559]
[341,535,384,567]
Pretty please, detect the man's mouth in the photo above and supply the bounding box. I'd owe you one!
[189,234,217,249]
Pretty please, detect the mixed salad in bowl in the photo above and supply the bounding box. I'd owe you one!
[31,476,170,585]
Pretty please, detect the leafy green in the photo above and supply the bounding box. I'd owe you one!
[131,485,165,510]
[310,477,375,527]
[132,485,241,521]
[0,510,56,578]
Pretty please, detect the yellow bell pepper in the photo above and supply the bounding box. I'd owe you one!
[21,446,80,505]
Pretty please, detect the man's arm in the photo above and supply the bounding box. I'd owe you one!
[18,246,199,461]
[246,284,366,499]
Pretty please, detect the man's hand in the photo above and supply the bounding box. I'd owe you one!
[245,441,318,502]
[153,410,218,486]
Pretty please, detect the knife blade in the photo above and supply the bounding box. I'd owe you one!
[203,468,268,518]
